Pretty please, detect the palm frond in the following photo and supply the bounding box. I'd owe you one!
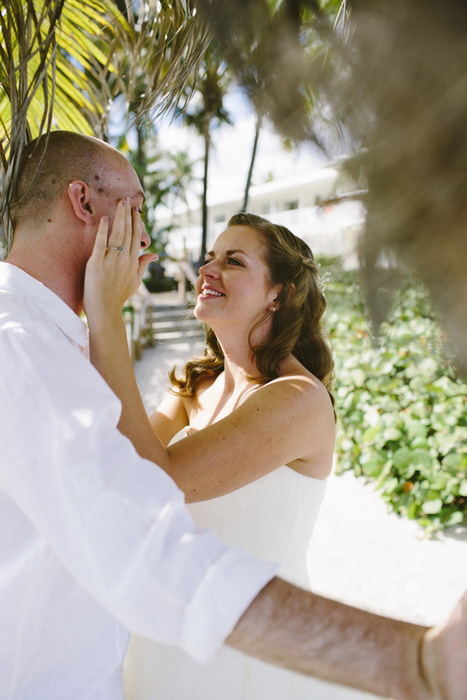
[109,0,213,121]
[0,0,125,249]
[194,0,349,145]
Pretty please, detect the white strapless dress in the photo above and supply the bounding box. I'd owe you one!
[124,429,361,699]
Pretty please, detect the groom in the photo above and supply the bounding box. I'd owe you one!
[0,130,465,700]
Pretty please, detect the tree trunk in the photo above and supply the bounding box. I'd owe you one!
[136,121,145,172]
[200,122,211,262]
[241,114,262,213]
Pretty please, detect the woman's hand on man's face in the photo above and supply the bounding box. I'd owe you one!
[83,198,157,321]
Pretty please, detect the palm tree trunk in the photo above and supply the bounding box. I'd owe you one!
[201,123,211,262]
[136,121,145,171]
[241,114,262,213]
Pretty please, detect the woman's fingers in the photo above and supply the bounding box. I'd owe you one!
[137,252,158,285]
[108,200,142,257]
[90,216,109,260]
[131,208,158,282]
[107,198,129,249]
[124,198,132,249]
[130,208,143,259]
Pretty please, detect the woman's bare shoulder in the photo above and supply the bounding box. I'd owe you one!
[271,355,332,405]
[270,357,335,478]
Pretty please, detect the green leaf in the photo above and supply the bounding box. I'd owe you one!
[393,447,413,469]
[361,457,384,478]
[445,511,464,527]
[422,498,443,514]
[383,427,403,442]
[362,426,381,442]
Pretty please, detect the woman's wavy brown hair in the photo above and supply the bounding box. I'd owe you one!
[170,213,334,407]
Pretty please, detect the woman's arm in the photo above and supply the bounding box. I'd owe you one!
[84,202,171,467]
[149,392,190,448]
[161,375,335,501]
[84,206,335,501]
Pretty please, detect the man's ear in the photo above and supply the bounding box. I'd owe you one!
[67,181,95,224]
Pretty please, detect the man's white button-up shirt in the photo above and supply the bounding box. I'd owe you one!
[0,262,276,700]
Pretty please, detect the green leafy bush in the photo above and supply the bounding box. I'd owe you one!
[323,268,467,532]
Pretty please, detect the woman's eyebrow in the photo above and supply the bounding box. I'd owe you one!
[206,249,249,258]
[225,249,247,256]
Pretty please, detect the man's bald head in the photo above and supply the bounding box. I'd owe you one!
[9,131,120,229]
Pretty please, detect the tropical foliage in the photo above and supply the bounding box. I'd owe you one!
[0,0,119,141]
[0,0,117,244]
[322,264,467,533]
[177,45,231,261]
[116,125,200,253]
[0,0,211,244]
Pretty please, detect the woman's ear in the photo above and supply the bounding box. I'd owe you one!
[272,283,284,304]
[67,181,94,224]
[287,282,296,300]
[272,282,296,309]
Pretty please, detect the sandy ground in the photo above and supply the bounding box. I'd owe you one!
[134,320,467,699]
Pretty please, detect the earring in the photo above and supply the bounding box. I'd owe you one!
[270,306,276,312]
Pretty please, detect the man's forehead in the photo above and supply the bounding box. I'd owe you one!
[103,154,145,201]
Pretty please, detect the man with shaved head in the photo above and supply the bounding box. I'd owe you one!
[0,130,465,700]
[8,132,151,313]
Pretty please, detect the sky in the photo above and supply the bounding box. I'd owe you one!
[147,88,330,215]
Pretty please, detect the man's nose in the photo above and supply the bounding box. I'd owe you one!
[140,223,151,248]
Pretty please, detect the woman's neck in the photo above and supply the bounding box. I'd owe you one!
[214,324,267,393]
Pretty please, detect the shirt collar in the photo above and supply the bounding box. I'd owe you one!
[0,262,88,349]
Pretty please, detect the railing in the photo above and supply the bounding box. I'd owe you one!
[124,285,155,363]
[124,259,199,363]
[174,258,199,302]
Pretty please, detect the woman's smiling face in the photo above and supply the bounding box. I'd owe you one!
[195,225,281,330]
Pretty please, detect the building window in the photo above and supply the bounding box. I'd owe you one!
[214,213,226,223]
[285,200,299,210]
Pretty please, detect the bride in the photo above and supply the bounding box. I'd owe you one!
[84,210,337,698]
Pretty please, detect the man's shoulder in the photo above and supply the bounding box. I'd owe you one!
[0,287,47,335]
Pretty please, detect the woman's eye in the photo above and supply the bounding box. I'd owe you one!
[227,257,242,266]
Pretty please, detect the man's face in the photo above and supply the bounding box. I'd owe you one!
[93,151,150,249]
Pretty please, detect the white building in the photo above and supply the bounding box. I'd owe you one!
[160,165,364,269]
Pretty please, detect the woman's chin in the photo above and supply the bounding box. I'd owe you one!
[194,305,222,329]
[194,304,210,323]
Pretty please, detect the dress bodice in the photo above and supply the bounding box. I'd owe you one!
[124,427,330,700]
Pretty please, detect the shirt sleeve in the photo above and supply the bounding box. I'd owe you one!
[0,320,276,662]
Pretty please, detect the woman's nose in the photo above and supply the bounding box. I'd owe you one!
[199,260,219,277]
